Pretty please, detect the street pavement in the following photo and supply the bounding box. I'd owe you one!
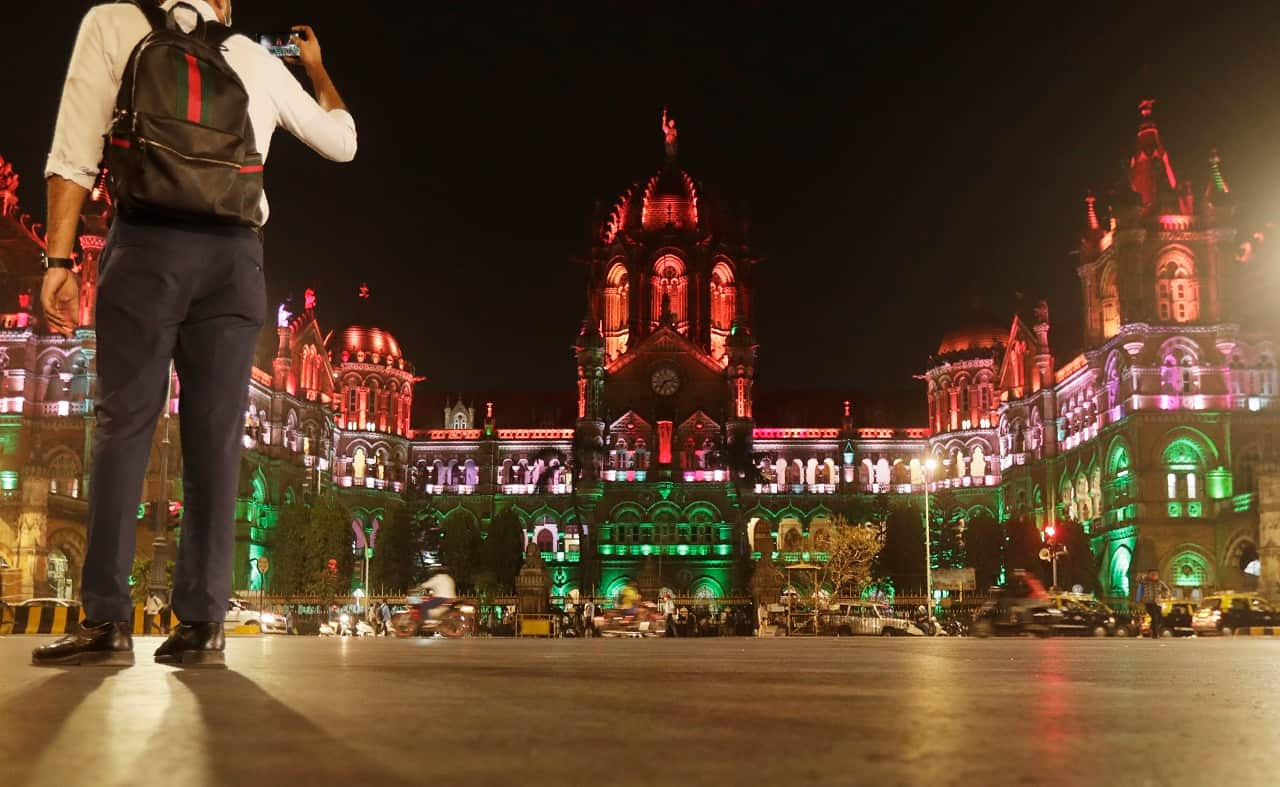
[1,635,1278,787]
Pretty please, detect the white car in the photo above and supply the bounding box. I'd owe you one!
[225,598,287,634]
[820,601,915,636]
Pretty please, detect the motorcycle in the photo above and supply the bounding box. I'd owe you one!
[319,612,375,637]
[593,601,667,638]
[391,600,474,639]
[971,597,1063,637]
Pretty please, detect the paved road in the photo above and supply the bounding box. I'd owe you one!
[1,635,1277,787]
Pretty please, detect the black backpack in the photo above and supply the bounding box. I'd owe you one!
[104,1,264,227]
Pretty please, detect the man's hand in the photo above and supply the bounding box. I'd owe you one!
[290,25,322,70]
[40,267,79,337]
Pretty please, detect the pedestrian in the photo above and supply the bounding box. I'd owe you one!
[33,0,357,668]
[1135,568,1171,639]
[583,598,595,638]
[379,600,392,637]
[756,602,768,637]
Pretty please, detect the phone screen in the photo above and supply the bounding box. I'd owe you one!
[258,32,300,58]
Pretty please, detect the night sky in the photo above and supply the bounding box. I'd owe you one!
[6,3,1280,423]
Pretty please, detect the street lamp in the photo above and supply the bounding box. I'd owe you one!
[922,457,938,608]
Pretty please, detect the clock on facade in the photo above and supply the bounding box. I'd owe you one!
[650,366,681,396]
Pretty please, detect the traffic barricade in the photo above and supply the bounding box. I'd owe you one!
[517,613,555,637]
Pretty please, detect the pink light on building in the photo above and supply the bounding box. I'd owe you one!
[658,420,673,464]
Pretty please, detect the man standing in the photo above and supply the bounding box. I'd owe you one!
[34,0,356,667]
[1135,568,1171,639]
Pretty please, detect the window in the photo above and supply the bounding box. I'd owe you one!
[709,262,736,362]
[1167,473,1177,499]
[650,255,688,333]
[1156,255,1199,324]
[1186,472,1197,499]
[453,411,467,430]
[604,261,630,360]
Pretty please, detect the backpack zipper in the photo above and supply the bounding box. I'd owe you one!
[137,136,240,169]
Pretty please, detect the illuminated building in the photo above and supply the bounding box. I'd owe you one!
[0,100,1276,603]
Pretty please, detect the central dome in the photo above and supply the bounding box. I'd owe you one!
[641,164,698,231]
[937,323,1006,356]
[341,325,402,359]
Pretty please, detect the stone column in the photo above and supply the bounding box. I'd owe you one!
[1256,463,1280,601]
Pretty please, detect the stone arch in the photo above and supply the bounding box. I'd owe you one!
[1107,544,1133,598]
[1153,426,1219,468]
[1105,435,1132,479]
[1162,543,1215,590]
[690,575,725,600]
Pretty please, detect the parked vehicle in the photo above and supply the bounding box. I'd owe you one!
[1140,600,1197,637]
[819,601,915,636]
[225,597,287,634]
[1193,592,1277,636]
[1045,593,1132,637]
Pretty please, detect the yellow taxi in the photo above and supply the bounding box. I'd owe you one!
[1192,591,1277,636]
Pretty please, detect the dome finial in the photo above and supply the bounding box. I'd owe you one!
[358,282,370,300]
[1085,190,1100,230]
[661,106,678,162]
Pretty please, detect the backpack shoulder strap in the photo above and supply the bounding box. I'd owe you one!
[203,23,238,48]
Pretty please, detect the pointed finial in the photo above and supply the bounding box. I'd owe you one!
[1085,190,1100,230]
[1208,148,1229,195]
[358,282,370,300]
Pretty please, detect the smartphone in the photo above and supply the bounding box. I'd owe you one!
[258,32,300,58]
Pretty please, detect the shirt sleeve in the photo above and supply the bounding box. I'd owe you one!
[45,7,117,189]
[265,54,358,162]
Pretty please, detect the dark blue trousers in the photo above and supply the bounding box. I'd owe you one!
[80,219,265,623]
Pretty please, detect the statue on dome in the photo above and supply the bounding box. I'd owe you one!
[304,288,317,311]
[277,302,292,328]
[661,107,678,161]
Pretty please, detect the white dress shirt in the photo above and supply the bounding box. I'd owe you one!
[46,0,357,225]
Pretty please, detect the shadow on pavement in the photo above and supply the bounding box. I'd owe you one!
[1,665,129,787]
[172,670,416,785]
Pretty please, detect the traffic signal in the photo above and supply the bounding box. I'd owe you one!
[1044,524,1057,542]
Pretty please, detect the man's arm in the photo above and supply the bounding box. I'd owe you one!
[271,25,357,162]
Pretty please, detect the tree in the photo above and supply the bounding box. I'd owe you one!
[369,505,418,594]
[820,516,885,598]
[304,492,354,595]
[1052,519,1096,592]
[1005,512,1047,585]
[930,491,965,570]
[964,510,1004,591]
[270,497,312,595]
[876,503,926,595]
[482,508,526,594]
[438,509,482,591]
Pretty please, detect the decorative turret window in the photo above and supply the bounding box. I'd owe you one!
[1160,343,1199,396]
[603,261,630,360]
[1099,262,1120,338]
[1156,252,1199,323]
[650,255,688,334]
[709,261,736,362]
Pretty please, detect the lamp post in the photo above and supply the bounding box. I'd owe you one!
[922,458,938,608]
[148,362,175,602]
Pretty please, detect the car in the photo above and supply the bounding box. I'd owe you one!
[1045,593,1132,637]
[15,597,81,608]
[224,597,287,634]
[1139,600,1197,637]
[819,601,915,636]
[1193,592,1277,636]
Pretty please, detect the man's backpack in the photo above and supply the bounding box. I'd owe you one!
[104,1,264,227]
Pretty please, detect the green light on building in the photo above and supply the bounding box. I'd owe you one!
[1206,468,1233,500]
[715,545,732,556]
[676,544,689,556]
[0,470,18,491]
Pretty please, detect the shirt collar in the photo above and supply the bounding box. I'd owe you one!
[162,0,220,22]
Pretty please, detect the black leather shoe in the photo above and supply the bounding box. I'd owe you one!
[155,622,226,667]
[31,620,134,667]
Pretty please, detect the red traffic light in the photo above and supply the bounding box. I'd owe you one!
[1044,525,1057,539]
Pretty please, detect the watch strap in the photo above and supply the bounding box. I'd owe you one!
[43,255,75,270]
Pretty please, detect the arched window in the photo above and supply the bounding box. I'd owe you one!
[47,452,81,498]
[970,446,986,478]
[1254,353,1276,397]
[709,261,736,362]
[453,411,467,430]
[1156,253,1199,323]
[1161,345,1198,395]
[353,447,367,481]
[604,261,630,361]
[1163,437,1206,503]
[650,255,688,333]
[1099,261,1120,338]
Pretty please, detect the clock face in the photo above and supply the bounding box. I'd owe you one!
[650,366,681,396]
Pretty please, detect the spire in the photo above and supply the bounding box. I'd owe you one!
[1128,99,1177,215]
[1206,148,1231,204]
[1085,190,1100,231]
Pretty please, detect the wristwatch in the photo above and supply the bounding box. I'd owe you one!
[41,252,75,271]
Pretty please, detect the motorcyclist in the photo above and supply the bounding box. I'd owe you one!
[618,583,640,616]
[414,566,457,621]
[1004,568,1047,625]
[914,604,938,636]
